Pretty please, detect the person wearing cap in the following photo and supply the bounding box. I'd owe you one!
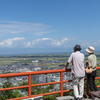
[86,46,98,92]
[65,45,85,100]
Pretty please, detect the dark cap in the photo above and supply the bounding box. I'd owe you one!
[74,45,81,51]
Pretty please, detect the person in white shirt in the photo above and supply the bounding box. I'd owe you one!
[65,45,85,100]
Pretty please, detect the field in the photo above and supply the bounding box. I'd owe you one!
[0,53,100,67]
[0,54,69,68]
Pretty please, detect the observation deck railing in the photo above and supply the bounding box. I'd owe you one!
[0,67,100,100]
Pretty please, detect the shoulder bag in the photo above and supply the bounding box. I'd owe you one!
[85,61,93,74]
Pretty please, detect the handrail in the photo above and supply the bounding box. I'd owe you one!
[0,69,71,78]
[0,67,99,100]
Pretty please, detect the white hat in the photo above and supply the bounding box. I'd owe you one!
[86,46,95,53]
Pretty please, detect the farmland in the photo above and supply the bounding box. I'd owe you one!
[0,52,100,67]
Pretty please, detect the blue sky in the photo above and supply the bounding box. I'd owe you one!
[0,0,100,55]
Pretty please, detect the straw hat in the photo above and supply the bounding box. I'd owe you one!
[86,46,95,53]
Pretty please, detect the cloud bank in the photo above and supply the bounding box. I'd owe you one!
[0,37,69,48]
[0,37,25,47]
[0,36,99,49]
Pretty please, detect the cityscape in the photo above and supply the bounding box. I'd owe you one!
[0,53,100,99]
[0,55,73,98]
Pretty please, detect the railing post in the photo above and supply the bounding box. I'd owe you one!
[86,79,89,95]
[28,74,31,97]
[60,72,63,96]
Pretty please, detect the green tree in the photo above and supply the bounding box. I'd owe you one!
[18,80,35,93]
[18,80,28,92]
[18,80,74,100]
[0,78,23,100]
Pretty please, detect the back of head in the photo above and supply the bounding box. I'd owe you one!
[74,45,82,51]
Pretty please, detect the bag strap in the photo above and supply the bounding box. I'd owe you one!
[88,62,91,68]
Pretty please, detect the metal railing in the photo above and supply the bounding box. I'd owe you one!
[0,67,100,100]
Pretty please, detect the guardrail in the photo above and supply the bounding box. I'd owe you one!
[0,67,100,100]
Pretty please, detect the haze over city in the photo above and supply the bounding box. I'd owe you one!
[0,0,100,55]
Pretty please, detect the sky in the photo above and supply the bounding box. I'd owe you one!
[0,0,100,55]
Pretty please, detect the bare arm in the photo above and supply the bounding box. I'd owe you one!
[65,62,69,70]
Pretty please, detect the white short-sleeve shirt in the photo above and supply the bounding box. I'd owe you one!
[67,51,85,77]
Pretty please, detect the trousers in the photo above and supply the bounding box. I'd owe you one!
[72,74,84,98]
[86,70,98,91]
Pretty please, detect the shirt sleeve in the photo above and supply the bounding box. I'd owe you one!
[67,53,73,63]
[88,56,91,62]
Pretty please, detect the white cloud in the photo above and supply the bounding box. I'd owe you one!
[26,42,31,47]
[42,38,50,40]
[0,37,72,48]
[0,20,52,35]
[31,37,69,48]
[33,38,52,43]
[0,42,4,45]
[52,38,68,46]
[52,42,61,46]
[0,37,25,47]
[32,41,35,45]
[32,38,53,47]
[61,38,68,43]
